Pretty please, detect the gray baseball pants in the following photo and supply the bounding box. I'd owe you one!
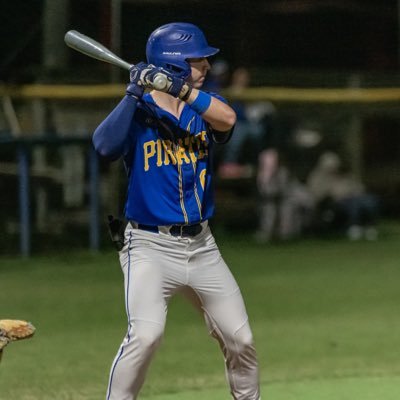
[106,223,260,400]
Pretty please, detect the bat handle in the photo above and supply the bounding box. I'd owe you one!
[152,73,168,90]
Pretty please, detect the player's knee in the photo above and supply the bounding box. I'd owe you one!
[137,334,162,354]
[232,323,255,354]
[134,323,164,353]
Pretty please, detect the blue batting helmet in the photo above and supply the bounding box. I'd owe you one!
[146,22,219,79]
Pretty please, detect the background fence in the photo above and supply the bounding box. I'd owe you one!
[1,80,399,255]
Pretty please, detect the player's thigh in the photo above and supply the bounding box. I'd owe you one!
[119,233,173,324]
[189,239,249,335]
[201,284,250,338]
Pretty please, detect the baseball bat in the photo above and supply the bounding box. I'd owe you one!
[64,30,167,90]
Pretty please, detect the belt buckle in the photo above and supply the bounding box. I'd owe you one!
[175,225,189,237]
[169,223,203,237]
[182,225,195,237]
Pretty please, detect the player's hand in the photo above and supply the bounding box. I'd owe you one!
[129,63,192,100]
[143,66,192,100]
[127,62,152,98]
[127,62,192,100]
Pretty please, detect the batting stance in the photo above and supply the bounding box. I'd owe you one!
[93,22,260,400]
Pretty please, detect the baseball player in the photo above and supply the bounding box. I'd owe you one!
[93,22,260,400]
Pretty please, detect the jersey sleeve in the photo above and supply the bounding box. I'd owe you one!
[92,95,138,161]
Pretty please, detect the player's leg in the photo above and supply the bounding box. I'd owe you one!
[106,227,183,400]
[187,229,260,400]
[181,284,259,400]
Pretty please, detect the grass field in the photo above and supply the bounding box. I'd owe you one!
[1,223,400,399]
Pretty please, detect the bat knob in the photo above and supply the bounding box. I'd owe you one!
[153,74,168,90]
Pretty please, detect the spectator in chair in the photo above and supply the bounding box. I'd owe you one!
[255,148,315,242]
[307,151,380,240]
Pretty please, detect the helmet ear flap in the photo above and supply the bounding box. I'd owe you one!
[164,62,191,79]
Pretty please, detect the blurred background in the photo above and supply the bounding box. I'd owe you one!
[1,0,399,255]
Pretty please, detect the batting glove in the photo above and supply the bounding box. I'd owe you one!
[143,67,192,100]
[129,62,192,100]
[127,62,151,98]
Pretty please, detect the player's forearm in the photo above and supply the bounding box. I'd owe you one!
[186,89,237,132]
[93,95,137,160]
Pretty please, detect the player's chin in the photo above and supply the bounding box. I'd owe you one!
[194,78,205,89]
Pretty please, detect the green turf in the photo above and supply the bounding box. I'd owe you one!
[1,223,400,399]
[151,377,400,400]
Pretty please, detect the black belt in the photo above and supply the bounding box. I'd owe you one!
[137,223,203,237]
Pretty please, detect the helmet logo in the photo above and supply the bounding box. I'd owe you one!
[162,51,182,55]
[170,32,193,43]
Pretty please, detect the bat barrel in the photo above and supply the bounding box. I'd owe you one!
[64,30,132,70]
[64,30,168,91]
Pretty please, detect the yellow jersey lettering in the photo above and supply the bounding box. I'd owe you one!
[175,139,191,165]
[194,131,208,160]
[187,136,197,163]
[143,140,156,171]
[199,131,208,142]
[199,169,207,190]
[144,132,209,171]
[156,139,163,167]
[162,140,177,165]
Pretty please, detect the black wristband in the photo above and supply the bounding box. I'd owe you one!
[180,83,193,102]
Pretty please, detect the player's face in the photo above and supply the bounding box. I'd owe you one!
[187,57,211,88]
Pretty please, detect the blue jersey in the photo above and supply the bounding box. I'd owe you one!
[93,93,229,226]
